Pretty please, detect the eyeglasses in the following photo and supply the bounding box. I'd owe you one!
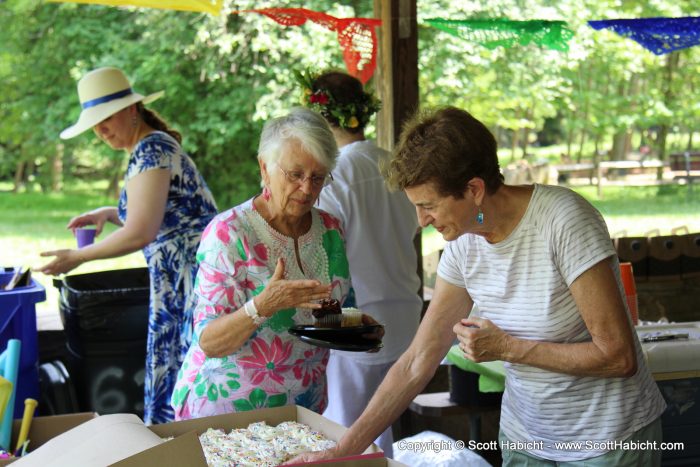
[277,166,333,188]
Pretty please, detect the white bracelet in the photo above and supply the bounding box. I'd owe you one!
[244,298,267,326]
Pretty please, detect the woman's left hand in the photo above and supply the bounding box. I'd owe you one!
[361,313,385,354]
[361,313,385,339]
[453,316,511,362]
[35,249,85,276]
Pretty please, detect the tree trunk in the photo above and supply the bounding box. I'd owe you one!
[12,161,26,193]
[521,107,533,159]
[657,125,669,161]
[511,128,519,162]
[565,108,574,160]
[50,143,64,192]
[105,158,123,199]
[623,76,637,159]
[610,77,628,161]
[623,131,633,158]
[611,132,626,160]
[658,52,680,161]
[577,128,587,163]
[106,171,121,199]
[594,145,603,199]
[576,72,592,163]
[610,130,633,160]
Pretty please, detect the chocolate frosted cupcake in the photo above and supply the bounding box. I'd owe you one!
[313,298,342,327]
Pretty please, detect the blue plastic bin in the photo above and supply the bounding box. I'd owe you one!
[0,268,45,418]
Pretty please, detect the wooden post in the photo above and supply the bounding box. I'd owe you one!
[374,0,419,150]
[595,151,603,199]
[373,0,422,299]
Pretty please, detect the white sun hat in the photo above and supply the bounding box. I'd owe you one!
[60,67,164,139]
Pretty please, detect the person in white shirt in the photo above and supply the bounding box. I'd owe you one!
[297,70,422,456]
[289,106,666,466]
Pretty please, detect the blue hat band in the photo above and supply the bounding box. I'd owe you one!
[81,88,133,109]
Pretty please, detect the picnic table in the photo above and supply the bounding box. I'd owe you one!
[554,158,666,197]
[554,159,665,183]
[670,152,700,196]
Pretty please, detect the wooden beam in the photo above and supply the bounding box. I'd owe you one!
[373,0,418,149]
[373,0,423,301]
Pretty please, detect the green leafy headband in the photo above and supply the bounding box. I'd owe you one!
[294,69,381,130]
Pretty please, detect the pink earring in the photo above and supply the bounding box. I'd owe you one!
[262,186,271,201]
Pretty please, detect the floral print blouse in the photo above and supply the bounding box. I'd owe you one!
[171,197,350,419]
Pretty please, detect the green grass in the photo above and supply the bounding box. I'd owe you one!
[571,185,700,237]
[0,182,145,314]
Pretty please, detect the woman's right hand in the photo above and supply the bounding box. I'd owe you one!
[36,249,85,276]
[66,207,118,236]
[256,258,332,318]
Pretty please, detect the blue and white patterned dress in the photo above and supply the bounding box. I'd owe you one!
[118,131,218,424]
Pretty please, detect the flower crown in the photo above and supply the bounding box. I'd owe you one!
[294,69,381,130]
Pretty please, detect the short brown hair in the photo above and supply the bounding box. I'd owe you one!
[384,107,503,198]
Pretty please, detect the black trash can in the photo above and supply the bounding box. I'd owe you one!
[448,365,502,407]
[54,268,150,418]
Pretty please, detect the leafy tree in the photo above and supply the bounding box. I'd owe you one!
[3,0,700,204]
[1,0,371,206]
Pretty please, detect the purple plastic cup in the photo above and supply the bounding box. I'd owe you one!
[75,228,97,248]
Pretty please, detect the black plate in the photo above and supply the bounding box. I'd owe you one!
[288,324,384,352]
[289,324,383,336]
[291,333,383,352]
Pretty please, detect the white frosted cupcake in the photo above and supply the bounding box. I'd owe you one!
[341,308,363,327]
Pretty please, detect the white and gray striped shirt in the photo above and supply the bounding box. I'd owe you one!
[438,183,665,461]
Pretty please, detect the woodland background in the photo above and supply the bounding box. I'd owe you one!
[3,0,700,208]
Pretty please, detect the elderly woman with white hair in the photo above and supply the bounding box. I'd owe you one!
[171,108,355,419]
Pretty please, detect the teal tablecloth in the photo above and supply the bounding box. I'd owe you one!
[446,345,506,393]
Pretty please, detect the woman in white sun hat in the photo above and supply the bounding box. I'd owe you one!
[37,66,218,424]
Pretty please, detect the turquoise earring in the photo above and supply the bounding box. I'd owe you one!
[476,207,484,224]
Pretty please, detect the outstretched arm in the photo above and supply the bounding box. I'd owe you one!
[37,168,169,275]
[286,277,473,463]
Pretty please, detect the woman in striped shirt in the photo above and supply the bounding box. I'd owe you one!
[290,106,666,466]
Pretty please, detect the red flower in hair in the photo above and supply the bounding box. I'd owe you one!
[309,91,329,105]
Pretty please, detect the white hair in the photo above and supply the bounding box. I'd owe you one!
[257,107,338,171]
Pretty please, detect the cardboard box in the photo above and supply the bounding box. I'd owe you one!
[0,412,98,465]
[114,405,406,467]
[4,407,406,466]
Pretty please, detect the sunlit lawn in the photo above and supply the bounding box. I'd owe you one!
[1,182,145,314]
[2,181,699,314]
